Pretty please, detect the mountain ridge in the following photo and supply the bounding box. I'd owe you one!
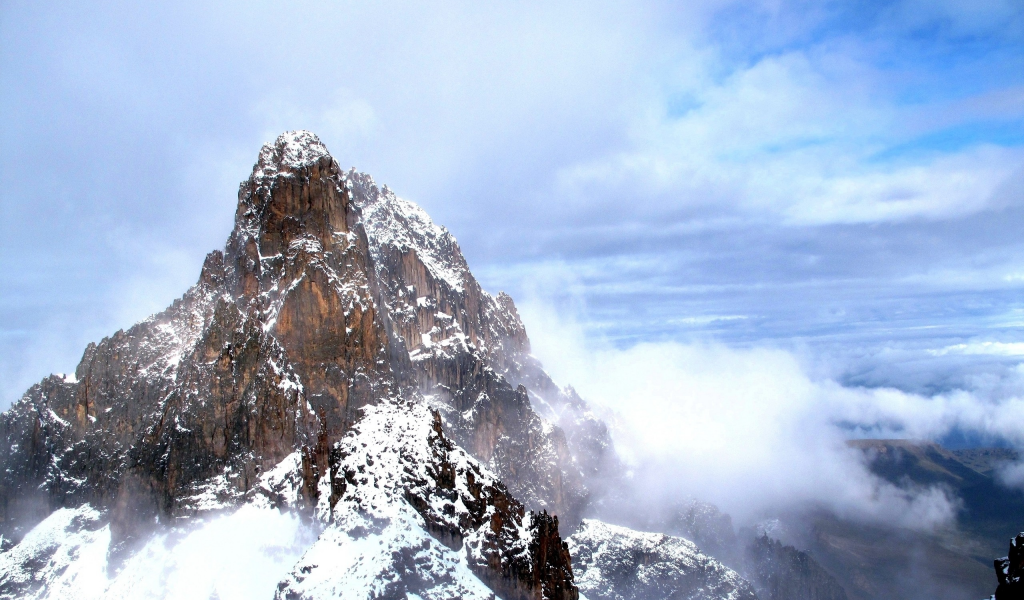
[0,131,767,600]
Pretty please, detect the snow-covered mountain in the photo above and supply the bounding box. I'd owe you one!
[0,131,765,600]
[568,520,756,600]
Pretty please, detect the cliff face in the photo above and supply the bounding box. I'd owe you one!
[0,131,582,599]
[350,177,596,523]
[0,130,787,600]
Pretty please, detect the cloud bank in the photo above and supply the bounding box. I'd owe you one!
[519,298,1024,529]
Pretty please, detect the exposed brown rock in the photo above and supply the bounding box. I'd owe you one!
[0,131,587,599]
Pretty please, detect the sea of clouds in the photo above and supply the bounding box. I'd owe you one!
[519,297,1024,531]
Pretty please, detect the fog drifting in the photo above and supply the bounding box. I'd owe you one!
[519,298,1024,530]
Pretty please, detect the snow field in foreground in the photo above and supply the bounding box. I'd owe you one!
[0,504,315,600]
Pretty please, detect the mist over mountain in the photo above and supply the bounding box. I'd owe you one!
[3,0,1024,597]
[2,132,1022,599]
[0,132,713,599]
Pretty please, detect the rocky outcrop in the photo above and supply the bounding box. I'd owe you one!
[402,411,577,600]
[746,535,848,600]
[567,519,757,600]
[994,533,1024,600]
[275,401,577,600]
[0,131,583,599]
[352,177,600,523]
[623,500,742,569]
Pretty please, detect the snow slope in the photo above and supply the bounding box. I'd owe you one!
[0,399,563,600]
[568,520,757,600]
[0,503,313,600]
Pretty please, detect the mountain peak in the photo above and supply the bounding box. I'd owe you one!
[234,130,348,251]
[0,133,602,600]
[253,130,333,179]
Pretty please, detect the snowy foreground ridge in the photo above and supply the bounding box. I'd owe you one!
[0,403,527,599]
[0,131,755,600]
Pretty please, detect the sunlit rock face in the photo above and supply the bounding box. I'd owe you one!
[0,131,586,599]
[0,131,767,600]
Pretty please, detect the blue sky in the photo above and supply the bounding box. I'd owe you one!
[2,0,1024,421]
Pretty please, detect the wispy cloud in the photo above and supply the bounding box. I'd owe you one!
[519,297,1024,528]
[930,341,1024,357]
[2,0,1023,409]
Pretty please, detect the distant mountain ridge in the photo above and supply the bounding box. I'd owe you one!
[783,439,1024,600]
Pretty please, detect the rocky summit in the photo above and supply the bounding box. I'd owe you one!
[0,131,803,600]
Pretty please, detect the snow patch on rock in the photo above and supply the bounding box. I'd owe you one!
[254,131,332,179]
[568,519,757,600]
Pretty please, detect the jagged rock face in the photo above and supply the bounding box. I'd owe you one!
[994,533,1024,600]
[348,174,602,524]
[223,134,403,435]
[0,132,405,550]
[0,402,577,600]
[0,376,78,542]
[593,497,850,600]
[745,535,848,600]
[0,131,586,599]
[618,500,741,569]
[567,519,757,600]
[277,401,577,600]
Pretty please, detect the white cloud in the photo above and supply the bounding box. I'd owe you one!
[930,341,1024,357]
[251,90,378,158]
[518,297,1024,528]
[18,504,318,599]
[112,506,316,599]
[554,45,1024,226]
[997,460,1024,490]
